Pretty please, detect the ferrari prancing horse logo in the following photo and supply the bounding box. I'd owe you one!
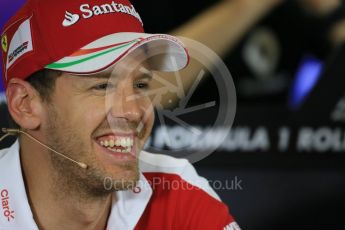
[1,35,8,53]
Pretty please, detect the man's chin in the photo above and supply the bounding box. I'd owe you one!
[99,163,140,191]
[102,172,140,192]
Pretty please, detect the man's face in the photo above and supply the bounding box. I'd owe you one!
[41,52,155,195]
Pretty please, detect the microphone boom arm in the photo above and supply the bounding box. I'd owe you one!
[1,128,88,169]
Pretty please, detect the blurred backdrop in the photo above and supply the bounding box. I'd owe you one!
[1,0,345,229]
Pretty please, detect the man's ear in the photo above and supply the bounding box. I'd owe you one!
[6,78,43,130]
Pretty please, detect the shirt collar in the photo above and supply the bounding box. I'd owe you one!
[0,140,38,229]
[106,173,152,230]
[0,140,152,229]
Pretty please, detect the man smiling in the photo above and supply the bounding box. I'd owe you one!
[0,0,240,229]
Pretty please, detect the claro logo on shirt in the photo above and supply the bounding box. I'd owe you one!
[1,189,15,222]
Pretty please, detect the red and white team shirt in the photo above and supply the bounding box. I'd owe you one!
[0,141,240,230]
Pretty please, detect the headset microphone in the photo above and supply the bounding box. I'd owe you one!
[0,128,88,169]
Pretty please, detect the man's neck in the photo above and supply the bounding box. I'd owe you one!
[19,137,113,230]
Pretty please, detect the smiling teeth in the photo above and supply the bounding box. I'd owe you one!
[100,137,134,148]
[107,147,131,153]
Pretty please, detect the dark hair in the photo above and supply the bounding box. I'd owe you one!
[26,69,62,102]
[8,69,62,129]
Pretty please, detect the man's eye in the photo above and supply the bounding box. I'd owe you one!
[134,82,149,90]
[93,83,114,90]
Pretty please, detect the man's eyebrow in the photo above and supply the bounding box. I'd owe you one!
[74,66,154,80]
[86,73,112,79]
[95,75,111,79]
[138,67,153,80]
[73,72,113,80]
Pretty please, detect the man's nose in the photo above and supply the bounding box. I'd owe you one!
[106,85,144,123]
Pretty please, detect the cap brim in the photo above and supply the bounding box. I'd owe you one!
[45,32,189,74]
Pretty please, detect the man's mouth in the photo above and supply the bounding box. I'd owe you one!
[96,134,135,154]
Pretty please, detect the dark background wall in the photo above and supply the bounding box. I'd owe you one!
[1,0,345,229]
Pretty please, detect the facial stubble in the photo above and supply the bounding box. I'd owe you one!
[44,105,140,200]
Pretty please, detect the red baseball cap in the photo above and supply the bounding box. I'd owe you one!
[1,0,189,88]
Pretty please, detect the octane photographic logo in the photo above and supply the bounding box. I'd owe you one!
[106,37,236,166]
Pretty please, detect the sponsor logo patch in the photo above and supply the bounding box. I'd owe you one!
[6,18,33,71]
[62,11,80,27]
[62,1,143,27]
[1,189,15,222]
[8,41,29,63]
